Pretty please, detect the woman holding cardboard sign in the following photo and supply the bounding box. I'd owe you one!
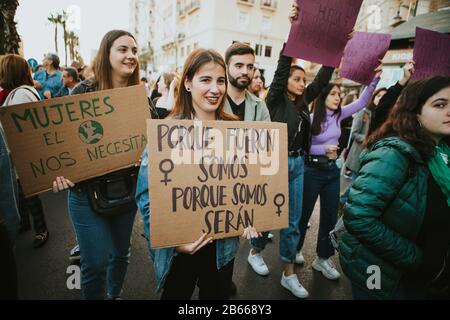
[52,30,144,300]
[135,48,261,300]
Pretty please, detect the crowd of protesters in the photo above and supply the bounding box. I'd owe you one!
[0,2,449,301]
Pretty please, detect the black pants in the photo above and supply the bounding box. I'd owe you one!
[0,221,18,299]
[18,182,47,234]
[161,242,234,300]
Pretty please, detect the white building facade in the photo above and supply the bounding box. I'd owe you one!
[138,0,291,83]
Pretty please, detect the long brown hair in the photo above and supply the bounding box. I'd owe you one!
[0,54,34,89]
[311,83,342,135]
[171,48,238,121]
[92,30,140,90]
[365,76,450,160]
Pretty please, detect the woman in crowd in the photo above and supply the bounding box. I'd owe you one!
[135,48,260,300]
[248,68,265,98]
[246,3,335,299]
[155,72,178,113]
[296,66,381,282]
[340,76,450,300]
[340,60,415,209]
[52,30,146,299]
[0,54,50,248]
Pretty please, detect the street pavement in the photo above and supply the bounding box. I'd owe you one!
[15,185,352,300]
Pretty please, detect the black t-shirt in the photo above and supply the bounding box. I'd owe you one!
[227,96,245,121]
[411,175,450,295]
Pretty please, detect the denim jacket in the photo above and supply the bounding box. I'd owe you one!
[33,70,63,99]
[135,147,240,292]
[0,125,19,242]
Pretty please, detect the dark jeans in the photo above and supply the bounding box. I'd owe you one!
[297,162,340,259]
[18,182,47,234]
[0,221,18,299]
[161,242,234,300]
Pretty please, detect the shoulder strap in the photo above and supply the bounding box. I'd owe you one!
[21,87,41,101]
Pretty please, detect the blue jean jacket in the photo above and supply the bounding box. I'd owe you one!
[33,70,63,99]
[135,148,240,292]
[0,126,19,242]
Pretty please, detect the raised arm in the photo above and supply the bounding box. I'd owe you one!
[341,77,380,120]
[303,65,335,105]
[369,61,415,135]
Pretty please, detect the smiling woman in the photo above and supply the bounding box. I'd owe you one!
[50,30,155,300]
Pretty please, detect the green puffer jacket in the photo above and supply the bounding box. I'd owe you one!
[339,137,428,299]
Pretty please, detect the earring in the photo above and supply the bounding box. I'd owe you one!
[186,88,191,92]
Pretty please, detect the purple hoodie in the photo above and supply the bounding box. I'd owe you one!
[309,78,380,155]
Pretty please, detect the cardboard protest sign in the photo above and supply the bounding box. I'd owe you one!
[412,27,450,80]
[0,85,149,197]
[341,32,391,85]
[147,120,289,248]
[285,0,363,67]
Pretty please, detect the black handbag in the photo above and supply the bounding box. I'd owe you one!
[85,167,138,217]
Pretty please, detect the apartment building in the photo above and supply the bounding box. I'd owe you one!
[144,0,291,83]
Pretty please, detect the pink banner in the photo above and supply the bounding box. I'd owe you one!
[341,32,391,85]
[285,0,363,67]
[412,27,450,80]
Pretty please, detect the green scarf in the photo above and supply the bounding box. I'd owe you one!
[427,141,450,206]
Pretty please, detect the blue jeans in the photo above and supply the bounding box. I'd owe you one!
[68,189,136,299]
[297,162,339,259]
[251,156,303,263]
[339,171,358,204]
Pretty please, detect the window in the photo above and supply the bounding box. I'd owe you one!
[255,44,263,56]
[264,45,272,57]
[238,11,250,30]
[194,42,199,49]
[187,45,191,54]
[261,15,272,31]
[181,47,185,57]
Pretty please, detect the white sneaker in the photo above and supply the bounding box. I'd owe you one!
[312,257,341,280]
[281,273,309,299]
[247,250,270,276]
[267,232,274,240]
[295,251,305,265]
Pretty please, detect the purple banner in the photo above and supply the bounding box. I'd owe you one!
[340,32,391,85]
[412,27,450,80]
[285,0,363,67]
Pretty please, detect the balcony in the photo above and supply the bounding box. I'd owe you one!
[237,0,255,7]
[185,0,200,14]
[260,0,277,11]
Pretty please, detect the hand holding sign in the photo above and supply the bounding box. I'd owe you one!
[242,226,262,240]
[52,176,75,192]
[399,60,416,86]
[175,232,214,255]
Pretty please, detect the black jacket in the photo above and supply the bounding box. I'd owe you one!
[267,46,334,152]
[367,81,404,136]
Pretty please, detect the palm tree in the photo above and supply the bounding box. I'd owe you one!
[67,31,84,66]
[47,13,60,55]
[0,0,21,55]
[60,11,69,66]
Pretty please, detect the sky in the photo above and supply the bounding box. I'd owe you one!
[16,0,130,65]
